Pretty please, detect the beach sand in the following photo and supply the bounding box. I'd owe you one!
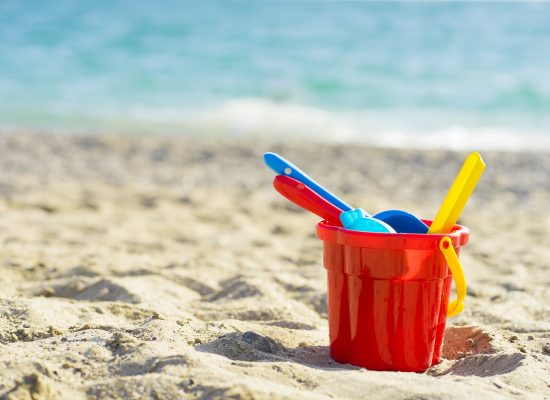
[0,133,548,399]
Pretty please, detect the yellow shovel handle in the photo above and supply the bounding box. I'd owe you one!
[428,152,485,234]
[439,237,466,317]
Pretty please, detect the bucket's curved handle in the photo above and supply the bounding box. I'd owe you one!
[439,236,466,317]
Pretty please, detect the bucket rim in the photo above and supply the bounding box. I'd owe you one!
[317,219,469,250]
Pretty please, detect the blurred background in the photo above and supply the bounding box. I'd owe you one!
[1,0,550,150]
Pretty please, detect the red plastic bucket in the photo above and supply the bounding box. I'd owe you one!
[317,219,469,372]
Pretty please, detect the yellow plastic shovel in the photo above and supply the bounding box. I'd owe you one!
[428,152,486,234]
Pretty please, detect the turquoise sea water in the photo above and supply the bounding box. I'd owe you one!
[1,1,550,149]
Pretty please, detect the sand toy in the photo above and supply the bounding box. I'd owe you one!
[273,175,343,227]
[273,175,394,232]
[317,220,468,371]
[264,152,428,233]
[428,152,486,234]
[266,151,482,372]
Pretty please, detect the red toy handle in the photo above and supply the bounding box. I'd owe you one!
[273,175,343,226]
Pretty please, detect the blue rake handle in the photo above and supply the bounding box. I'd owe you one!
[263,152,353,212]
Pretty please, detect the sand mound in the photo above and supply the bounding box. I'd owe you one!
[198,331,286,362]
[442,326,494,360]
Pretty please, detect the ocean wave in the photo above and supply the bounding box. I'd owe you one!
[180,98,550,152]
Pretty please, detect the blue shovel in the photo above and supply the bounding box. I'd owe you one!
[263,152,429,233]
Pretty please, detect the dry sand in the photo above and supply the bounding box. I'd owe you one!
[0,132,548,399]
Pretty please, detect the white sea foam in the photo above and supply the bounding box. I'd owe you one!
[177,98,550,152]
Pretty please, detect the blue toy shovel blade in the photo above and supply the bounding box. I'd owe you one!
[340,209,396,233]
[373,210,429,234]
